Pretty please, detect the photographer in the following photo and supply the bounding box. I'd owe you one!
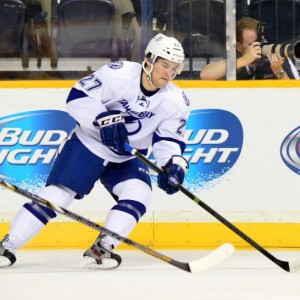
[200,17,299,80]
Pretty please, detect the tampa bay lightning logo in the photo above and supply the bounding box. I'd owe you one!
[107,61,123,69]
[136,95,150,108]
[280,126,300,175]
[124,115,142,135]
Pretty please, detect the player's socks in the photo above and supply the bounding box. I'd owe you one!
[81,234,122,269]
[0,235,16,267]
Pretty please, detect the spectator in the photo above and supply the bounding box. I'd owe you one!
[200,17,299,80]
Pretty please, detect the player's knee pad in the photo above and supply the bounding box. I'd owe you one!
[112,199,146,223]
[36,184,76,208]
[112,179,152,209]
[25,185,76,225]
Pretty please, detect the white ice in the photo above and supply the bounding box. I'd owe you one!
[1,249,300,300]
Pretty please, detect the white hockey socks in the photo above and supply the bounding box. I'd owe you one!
[104,209,137,249]
[4,206,45,254]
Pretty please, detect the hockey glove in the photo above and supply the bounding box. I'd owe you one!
[94,110,128,154]
[157,155,189,195]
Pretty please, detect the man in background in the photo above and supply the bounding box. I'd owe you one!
[200,17,299,80]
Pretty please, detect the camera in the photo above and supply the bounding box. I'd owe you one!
[261,43,300,60]
[257,23,300,60]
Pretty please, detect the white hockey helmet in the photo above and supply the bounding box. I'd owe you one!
[143,33,185,78]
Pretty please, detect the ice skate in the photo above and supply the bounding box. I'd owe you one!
[80,234,122,270]
[0,235,16,267]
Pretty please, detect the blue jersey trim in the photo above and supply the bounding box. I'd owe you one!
[66,88,88,103]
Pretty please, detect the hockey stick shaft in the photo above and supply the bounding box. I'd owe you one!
[124,143,294,272]
[0,179,233,273]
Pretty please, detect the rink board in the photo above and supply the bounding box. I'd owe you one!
[0,80,299,249]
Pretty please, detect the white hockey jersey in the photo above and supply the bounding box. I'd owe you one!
[67,61,191,167]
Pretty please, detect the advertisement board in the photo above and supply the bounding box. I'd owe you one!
[0,81,299,248]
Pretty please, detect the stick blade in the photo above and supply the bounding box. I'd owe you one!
[287,259,300,273]
[188,243,235,273]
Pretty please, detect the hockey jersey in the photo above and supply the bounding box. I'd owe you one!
[66,61,191,167]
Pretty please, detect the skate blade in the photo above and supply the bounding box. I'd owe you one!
[79,256,119,270]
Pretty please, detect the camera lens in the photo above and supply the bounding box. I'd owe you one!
[293,41,300,60]
[262,43,294,59]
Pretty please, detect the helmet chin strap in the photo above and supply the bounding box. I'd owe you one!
[147,74,159,89]
[142,57,179,89]
[142,59,159,89]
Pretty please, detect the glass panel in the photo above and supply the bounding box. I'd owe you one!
[0,1,299,80]
[0,0,142,80]
[244,0,300,79]
[200,0,300,80]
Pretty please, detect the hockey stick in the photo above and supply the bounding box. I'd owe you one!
[124,142,300,273]
[0,179,234,273]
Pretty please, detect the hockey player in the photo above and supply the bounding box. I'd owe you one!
[0,33,190,269]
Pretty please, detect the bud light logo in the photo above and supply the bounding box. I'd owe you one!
[280,126,300,175]
[149,109,243,191]
[0,110,76,192]
[183,109,243,190]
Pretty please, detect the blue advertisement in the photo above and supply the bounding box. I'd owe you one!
[281,126,300,175]
[0,108,243,192]
[183,109,243,190]
[149,109,244,191]
[0,110,76,192]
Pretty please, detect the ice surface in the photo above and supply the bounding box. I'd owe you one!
[1,249,300,300]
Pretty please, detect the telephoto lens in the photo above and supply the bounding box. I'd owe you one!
[262,41,300,60]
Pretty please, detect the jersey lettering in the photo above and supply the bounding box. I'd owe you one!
[79,74,103,91]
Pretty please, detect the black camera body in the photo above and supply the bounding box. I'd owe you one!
[257,23,268,46]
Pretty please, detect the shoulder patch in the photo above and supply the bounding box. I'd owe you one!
[182,91,190,106]
[107,61,124,70]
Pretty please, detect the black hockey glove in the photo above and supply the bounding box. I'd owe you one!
[94,110,128,154]
[157,155,188,195]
